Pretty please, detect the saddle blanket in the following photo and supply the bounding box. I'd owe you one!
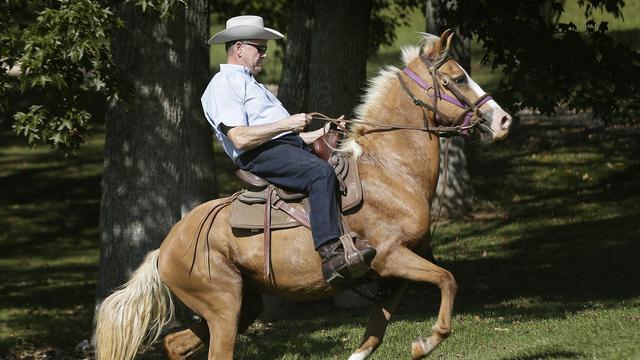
[229,198,310,230]
[228,155,362,230]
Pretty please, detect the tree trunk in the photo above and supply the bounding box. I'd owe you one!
[432,136,474,218]
[96,1,215,302]
[311,0,373,309]
[426,0,474,218]
[280,0,371,117]
[277,0,313,113]
[426,0,470,72]
[266,0,374,313]
[307,0,372,118]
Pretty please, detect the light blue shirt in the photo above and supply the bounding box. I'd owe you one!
[201,64,291,162]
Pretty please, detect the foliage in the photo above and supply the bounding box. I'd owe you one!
[130,0,185,16]
[2,0,422,154]
[3,0,639,154]
[209,0,424,56]
[2,115,639,358]
[438,0,640,123]
[1,0,118,153]
[0,0,184,154]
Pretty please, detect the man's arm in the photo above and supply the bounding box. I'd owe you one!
[227,113,310,150]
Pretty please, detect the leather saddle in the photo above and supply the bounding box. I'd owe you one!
[229,130,363,230]
[229,130,369,282]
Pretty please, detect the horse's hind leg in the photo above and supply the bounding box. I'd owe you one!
[162,288,261,359]
[348,280,408,360]
[238,290,263,333]
[379,247,457,360]
[163,322,209,359]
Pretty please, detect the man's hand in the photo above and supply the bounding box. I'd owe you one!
[322,115,346,132]
[285,113,311,132]
[299,114,346,144]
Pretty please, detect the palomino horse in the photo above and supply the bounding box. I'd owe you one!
[95,30,512,360]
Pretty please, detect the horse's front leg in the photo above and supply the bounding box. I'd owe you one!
[377,247,458,359]
[348,280,408,360]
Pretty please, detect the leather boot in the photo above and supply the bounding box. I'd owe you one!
[317,239,376,284]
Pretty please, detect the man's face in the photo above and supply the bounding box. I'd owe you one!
[238,39,268,75]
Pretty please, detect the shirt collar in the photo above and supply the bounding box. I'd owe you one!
[220,63,251,76]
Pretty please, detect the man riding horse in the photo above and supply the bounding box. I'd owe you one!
[95,18,513,359]
[201,15,376,284]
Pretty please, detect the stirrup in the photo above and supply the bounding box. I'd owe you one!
[338,233,370,279]
[320,234,376,285]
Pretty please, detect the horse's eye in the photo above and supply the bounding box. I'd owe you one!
[454,76,467,85]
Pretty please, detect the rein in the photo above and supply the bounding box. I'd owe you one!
[404,54,494,136]
[308,55,490,247]
[309,55,493,137]
[309,112,470,136]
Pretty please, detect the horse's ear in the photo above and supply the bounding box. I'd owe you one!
[441,29,454,54]
[430,29,454,60]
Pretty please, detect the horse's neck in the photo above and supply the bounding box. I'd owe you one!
[357,126,441,198]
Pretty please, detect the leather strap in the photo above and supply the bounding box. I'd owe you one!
[263,187,313,283]
[339,216,368,278]
[273,199,311,229]
[190,191,242,279]
[264,186,274,282]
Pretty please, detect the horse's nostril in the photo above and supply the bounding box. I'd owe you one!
[501,116,512,129]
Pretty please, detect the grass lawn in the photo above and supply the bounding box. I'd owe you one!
[2,2,639,359]
[0,124,102,358]
[2,100,639,360]
[225,118,640,359]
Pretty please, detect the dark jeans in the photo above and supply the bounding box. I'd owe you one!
[236,133,341,249]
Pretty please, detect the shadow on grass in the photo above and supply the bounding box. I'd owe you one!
[406,121,640,322]
[499,350,583,360]
[0,129,100,356]
[444,212,639,317]
[610,28,640,49]
[2,115,639,358]
[137,312,367,360]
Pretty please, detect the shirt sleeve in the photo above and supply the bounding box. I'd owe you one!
[206,73,249,130]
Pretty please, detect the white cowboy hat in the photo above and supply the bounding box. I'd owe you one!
[207,15,284,44]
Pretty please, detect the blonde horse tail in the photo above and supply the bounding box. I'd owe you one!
[95,249,174,360]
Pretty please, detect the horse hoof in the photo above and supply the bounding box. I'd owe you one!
[410,336,437,359]
[348,347,373,360]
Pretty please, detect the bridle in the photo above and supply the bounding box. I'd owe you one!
[309,53,496,241]
[397,53,493,137]
[310,53,493,138]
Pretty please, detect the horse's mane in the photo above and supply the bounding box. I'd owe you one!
[337,33,441,158]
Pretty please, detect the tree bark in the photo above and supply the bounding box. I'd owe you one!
[426,0,474,218]
[426,0,470,72]
[280,0,371,117]
[312,0,373,309]
[307,0,372,118]
[96,1,215,302]
[266,0,374,313]
[277,0,313,113]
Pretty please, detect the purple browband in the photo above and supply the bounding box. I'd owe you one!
[403,67,493,135]
[402,68,492,110]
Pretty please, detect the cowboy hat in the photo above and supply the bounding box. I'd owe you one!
[207,15,284,44]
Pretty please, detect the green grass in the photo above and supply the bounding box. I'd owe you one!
[5,92,634,359]
[222,119,639,359]
[561,0,640,31]
[0,125,102,357]
[2,3,640,359]
[2,104,639,360]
